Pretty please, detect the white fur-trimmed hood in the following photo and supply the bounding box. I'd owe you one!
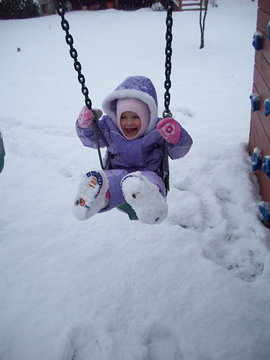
[102,76,158,135]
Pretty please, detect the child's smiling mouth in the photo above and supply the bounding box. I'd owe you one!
[125,127,138,134]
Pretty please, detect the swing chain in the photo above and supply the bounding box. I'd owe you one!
[163,0,173,119]
[162,0,174,194]
[56,0,93,111]
[56,0,110,169]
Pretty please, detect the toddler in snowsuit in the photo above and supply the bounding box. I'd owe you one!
[73,76,192,224]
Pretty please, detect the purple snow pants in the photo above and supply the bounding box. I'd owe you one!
[99,169,166,213]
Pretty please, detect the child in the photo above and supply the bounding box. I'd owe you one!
[73,76,193,224]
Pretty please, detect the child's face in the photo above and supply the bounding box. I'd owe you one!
[120,111,142,139]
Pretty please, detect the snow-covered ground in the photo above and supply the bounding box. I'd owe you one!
[1,1,270,359]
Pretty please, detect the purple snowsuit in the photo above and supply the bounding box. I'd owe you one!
[76,76,193,212]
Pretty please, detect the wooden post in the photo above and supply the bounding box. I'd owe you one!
[173,0,182,11]
[249,0,270,206]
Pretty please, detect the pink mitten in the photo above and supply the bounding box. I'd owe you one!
[78,106,103,129]
[157,117,181,144]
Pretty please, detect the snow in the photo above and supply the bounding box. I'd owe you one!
[1,1,270,359]
[121,171,168,224]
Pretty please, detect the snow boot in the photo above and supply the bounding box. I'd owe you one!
[120,171,168,224]
[73,170,109,221]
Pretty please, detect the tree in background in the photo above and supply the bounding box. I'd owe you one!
[0,0,40,19]
[117,0,154,10]
[199,0,209,49]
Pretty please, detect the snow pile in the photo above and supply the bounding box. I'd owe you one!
[1,1,270,359]
[121,171,168,224]
[151,2,165,11]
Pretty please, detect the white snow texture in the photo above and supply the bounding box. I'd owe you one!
[121,171,168,224]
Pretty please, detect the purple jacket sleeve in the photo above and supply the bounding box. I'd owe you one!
[167,125,193,159]
[76,117,111,149]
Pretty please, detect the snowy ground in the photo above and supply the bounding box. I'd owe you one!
[1,1,270,359]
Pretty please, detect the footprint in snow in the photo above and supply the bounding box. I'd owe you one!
[170,178,265,283]
[226,250,264,282]
[147,330,182,360]
[62,325,102,360]
[203,247,264,283]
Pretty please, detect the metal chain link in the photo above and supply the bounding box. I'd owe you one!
[163,0,173,118]
[56,0,93,111]
[56,0,110,169]
[162,0,174,194]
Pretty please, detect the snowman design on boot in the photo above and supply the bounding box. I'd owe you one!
[73,170,109,221]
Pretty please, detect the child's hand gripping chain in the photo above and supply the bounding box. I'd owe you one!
[157,117,181,144]
[78,106,103,129]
